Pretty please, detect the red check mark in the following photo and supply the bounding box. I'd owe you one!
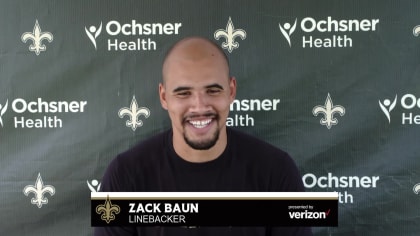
[325,209,331,216]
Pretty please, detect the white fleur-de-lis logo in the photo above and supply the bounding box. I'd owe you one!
[413,183,420,194]
[23,173,55,208]
[379,95,397,124]
[87,179,101,192]
[413,25,420,37]
[21,20,53,56]
[313,93,346,129]
[279,19,297,47]
[85,22,102,50]
[0,99,8,127]
[118,96,150,131]
[214,17,246,53]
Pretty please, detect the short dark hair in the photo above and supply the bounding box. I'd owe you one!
[161,36,230,81]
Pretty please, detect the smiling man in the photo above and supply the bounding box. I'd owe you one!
[159,36,235,162]
[95,36,312,236]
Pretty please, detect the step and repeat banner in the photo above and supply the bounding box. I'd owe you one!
[1,0,419,235]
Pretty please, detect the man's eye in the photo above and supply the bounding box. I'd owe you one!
[176,91,191,97]
[207,89,221,95]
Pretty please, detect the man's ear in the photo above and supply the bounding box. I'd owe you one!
[229,76,237,103]
[159,83,168,110]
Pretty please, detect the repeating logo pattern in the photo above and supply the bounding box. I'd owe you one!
[23,173,55,208]
[214,17,246,53]
[118,96,150,131]
[0,9,417,236]
[21,20,53,55]
[313,93,346,129]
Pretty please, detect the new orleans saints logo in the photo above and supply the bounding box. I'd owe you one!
[23,173,55,208]
[313,93,345,129]
[214,17,246,53]
[96,195,121,223]
[118,96,150,131]
[413,25,420,37]
[413,183,420,194]
[21,20,53,55]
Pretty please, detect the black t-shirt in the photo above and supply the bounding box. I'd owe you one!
[94,128,312,236]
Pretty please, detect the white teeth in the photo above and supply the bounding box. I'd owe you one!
[189,119,212,128]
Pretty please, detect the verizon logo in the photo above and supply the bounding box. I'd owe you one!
[289,209,330,219]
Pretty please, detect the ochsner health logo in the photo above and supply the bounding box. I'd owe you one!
[0,100,8,127]
[379,94,420,125]
[279,19,297,47]
[379,95,397,123]
[85,20,182,51]
[85,22,102,50]
[278,16,380,48]
[0,97,87,129]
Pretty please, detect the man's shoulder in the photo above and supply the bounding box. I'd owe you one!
[100,130,172,192]
[228,128,289,157]
[117,129,170,161]
[228,128,298,169]
[228,128,305,191]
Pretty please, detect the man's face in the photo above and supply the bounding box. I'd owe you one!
[160,51,236,150]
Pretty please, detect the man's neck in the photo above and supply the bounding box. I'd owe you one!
[172,130,228,163]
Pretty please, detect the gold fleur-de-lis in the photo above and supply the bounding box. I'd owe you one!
[96,195,120,224]
[21,20,53,55]
[313,93,345,129]
[214,17,246,53]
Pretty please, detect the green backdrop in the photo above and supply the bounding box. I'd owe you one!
[0,0,419,235]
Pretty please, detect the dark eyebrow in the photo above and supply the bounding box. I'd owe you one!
[205,83,224,90]
[172,84,224,93]
[172,86,192,93]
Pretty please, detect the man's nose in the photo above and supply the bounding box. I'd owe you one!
[190,93,210,111]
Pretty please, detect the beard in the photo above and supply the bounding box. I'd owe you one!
[184,127,220,150]
[182,112,220,150]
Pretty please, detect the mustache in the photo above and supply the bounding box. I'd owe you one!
[183,112,218,122]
